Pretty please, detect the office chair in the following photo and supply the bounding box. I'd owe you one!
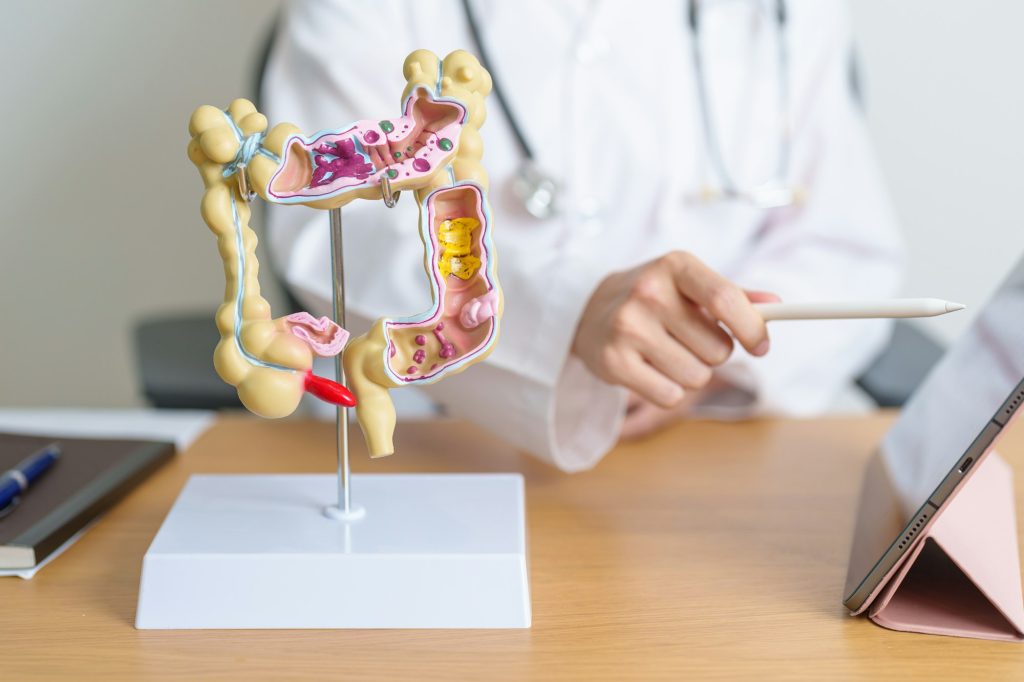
[133,30,942,411]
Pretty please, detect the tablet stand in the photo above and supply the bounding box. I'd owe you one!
[868,453,1024,641]
[135,207,531,629]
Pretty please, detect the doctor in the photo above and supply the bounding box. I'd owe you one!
[262,0,903,471]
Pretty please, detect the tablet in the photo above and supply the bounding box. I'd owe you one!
[843,255,1024,613]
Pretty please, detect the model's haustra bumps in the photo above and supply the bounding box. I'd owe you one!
[186,49,502,457]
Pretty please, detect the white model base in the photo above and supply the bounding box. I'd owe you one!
[135,473,531,629]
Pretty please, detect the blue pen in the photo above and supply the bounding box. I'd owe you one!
[0,443,61,514]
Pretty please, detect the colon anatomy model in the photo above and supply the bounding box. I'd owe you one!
[186,50,501,457]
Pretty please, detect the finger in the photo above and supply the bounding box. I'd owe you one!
[621,401,668,440]
[745,289,782,304]
[658,294,735,366]
[668,254,770,356]
[636,326,712,390]
[615,352,685,408]
[621,389,700,440]
[627,268,734,366]
[626,390,643,414]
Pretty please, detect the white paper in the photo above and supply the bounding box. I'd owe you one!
[0,408,215,451]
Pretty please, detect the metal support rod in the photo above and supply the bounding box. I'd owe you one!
[329,207,351,515]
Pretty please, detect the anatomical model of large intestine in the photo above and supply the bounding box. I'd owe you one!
[186,50,501,458]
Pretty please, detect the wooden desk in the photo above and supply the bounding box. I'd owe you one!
[3,414,1024,680]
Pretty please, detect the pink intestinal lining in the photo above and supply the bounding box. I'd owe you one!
[283,312,349,357]
[267,88,466,201]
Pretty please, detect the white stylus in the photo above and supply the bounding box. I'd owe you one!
[754,298,966,321]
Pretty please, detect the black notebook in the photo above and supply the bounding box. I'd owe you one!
[0,433,174,571]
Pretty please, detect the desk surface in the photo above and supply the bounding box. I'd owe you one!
[3,414,1024,680]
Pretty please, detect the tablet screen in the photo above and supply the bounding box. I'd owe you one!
[845,255,1024,604]
[882,263,1024,515]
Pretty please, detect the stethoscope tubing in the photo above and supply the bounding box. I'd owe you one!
[460,0,535,163]
[461,0,795,210]
[688,0,791,199]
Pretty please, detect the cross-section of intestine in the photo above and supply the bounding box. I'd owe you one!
[386,185,498,383]
[338,50,501,457]
[259,87,467,210]
[344,181,501,456]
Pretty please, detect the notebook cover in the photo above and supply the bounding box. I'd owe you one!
[0,433,175,569]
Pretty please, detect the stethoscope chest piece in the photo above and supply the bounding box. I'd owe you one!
[461,0,561,219]
[512,160,560,220]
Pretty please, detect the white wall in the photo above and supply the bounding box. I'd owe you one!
[1,0,1021,407]
[850,0,1024,341]
[0,0,282,406]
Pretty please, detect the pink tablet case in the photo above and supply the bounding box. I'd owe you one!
[868,453,1024,641]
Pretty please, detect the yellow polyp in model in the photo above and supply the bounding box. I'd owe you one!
[186,49,502,458]
[438,217,482,280]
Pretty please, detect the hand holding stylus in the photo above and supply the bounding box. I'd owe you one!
[574,251,965,415]
[573,252,774,408]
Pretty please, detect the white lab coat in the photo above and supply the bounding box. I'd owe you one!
[262,0,904,471]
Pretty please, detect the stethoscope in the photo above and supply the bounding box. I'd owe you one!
[460,0,802,219]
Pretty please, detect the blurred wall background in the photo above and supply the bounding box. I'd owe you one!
[851,0,1024,340]
[0,0,282,407]
[1,0,1022,408]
